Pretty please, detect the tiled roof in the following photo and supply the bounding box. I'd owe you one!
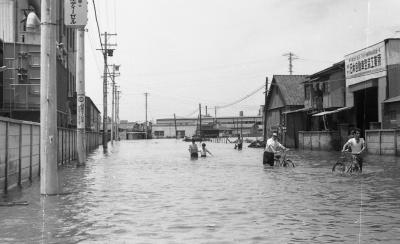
[272,75,308,106]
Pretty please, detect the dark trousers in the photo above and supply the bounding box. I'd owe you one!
[191,152,198,158]
[263,151,274,166]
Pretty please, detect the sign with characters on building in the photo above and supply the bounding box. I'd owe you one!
[64,0,88,27]
[345,41,387,86]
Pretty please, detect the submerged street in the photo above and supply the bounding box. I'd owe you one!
[0,139,399,243]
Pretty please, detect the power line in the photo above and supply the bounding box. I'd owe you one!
[216,84,265,109]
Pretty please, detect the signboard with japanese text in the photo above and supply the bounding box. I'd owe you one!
[64,0,88,27]
[345,41,387,86]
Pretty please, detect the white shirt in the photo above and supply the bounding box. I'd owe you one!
[265,138,284,153]
[345,138,365,153]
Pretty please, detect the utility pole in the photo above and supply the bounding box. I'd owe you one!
[98,32,117,149]
[40,0,58,194]
[283,52,298,75]
[199,104,202,138]
[205,106,208,116]
[110,65,120,144]
[116,89,121,140]
[263,77,268,141]
[174,113,178,139]
[76,27,86,165]
[144,92,149,139]
[214,106,217,123]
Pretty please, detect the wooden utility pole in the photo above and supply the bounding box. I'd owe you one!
[144,92,148,139]
[102,32,108,148]
[111,65,116,144]
[98,32,117,149]
[116,89,121,140]
[174,113,178,138]
[263,77,268,141]
[214,106,217,123]
[76,27,86,165]
[199,104,202,138]
[40,0,59,194]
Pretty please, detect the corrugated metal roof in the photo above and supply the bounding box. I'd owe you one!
[272,75,308,106]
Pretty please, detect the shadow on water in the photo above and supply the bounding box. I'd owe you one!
[0,139,399,243]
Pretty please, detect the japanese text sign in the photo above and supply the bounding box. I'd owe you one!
[64,0,88,27]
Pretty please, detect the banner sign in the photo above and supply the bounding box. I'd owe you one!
[64,0,88,27]
[345,41,386,86]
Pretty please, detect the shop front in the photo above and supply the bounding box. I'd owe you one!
[345,39,400,132]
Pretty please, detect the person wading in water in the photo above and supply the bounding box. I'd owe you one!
[341,128,365,172]
[263,132,287,166]
[188,139,199,158]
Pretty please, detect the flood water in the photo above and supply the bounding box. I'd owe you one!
[1,139,400,243]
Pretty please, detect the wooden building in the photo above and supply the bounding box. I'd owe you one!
[264,75,308,147]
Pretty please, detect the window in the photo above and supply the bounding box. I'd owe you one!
[154,131,164,136]
[305,85,311,100]
[30,55,40,67]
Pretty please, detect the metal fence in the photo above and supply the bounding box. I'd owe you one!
[0,116,102,193]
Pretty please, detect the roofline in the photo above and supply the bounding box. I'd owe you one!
[344,38,400,57]
[308,60,344,78]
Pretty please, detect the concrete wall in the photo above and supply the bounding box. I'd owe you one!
[298,131,340,151]
[365,129,400,155]
[0,116,101,193]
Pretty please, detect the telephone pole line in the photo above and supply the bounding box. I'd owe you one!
[283,52,298,75]
[97,32,117,149]
[144,92,149,139]
[109,64,120,144]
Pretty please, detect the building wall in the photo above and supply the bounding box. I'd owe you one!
[0,0,15,43]
[323,71,345,108]
[0,0,77,126]
[153,116,262,138]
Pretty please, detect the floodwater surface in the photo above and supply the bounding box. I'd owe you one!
[0,139,400,243]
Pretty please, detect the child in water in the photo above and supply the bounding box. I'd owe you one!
[200,143,213,157]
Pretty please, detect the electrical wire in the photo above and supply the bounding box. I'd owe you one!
[216,84,265,109]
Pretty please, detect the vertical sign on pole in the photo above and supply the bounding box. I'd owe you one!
[65,0,88,165]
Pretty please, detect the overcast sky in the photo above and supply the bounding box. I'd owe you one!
[84,0,400,122]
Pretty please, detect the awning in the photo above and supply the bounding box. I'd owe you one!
[282,107,310,114]
[312,106,353,117]
[383,95,400,104]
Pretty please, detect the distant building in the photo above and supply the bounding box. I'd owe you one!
[152,115,262,139]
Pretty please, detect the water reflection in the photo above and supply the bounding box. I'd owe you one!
[0,139,399,243]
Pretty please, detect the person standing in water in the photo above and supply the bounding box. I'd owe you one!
[189,139,199,158]
[342,128,365,172]
[263,132,287,166]
[200,143,213,157]
[235,135,243,150]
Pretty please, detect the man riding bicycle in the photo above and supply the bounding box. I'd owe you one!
[341,128,366,172]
